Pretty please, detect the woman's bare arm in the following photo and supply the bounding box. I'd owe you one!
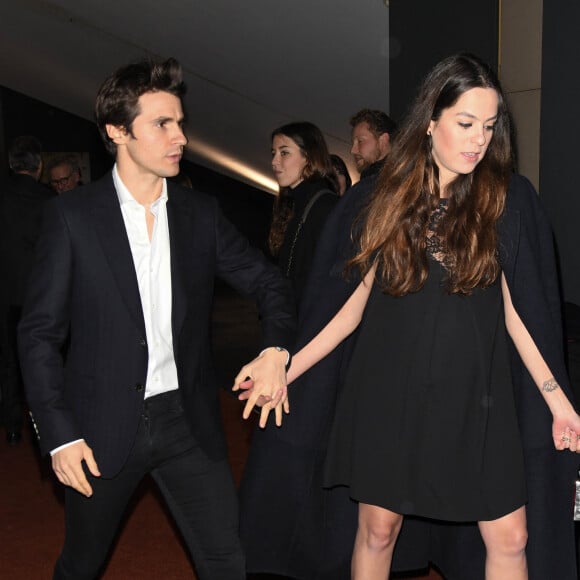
[501,273,580,452]
[287,266,376,384]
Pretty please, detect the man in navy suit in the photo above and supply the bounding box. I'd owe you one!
[18,58,294,579]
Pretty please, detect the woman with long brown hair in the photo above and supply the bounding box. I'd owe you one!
[240,54,580,579]
[268,121,338,304]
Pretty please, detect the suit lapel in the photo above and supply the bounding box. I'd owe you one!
[91,175,146,337]
[167,184,197,345]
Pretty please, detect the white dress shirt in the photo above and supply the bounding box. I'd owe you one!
[113,165,179,399]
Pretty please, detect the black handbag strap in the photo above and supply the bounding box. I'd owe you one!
[285,189,334,277]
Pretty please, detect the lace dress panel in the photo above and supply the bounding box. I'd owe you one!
[426,199,449,266]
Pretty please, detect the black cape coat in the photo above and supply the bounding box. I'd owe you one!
[239,173,578,580]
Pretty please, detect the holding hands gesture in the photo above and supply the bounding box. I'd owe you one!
[233,347,289,427]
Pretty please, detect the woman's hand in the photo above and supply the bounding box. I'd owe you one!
[236,377,290,428]
[553,411,580,453]
[232,347,289,427]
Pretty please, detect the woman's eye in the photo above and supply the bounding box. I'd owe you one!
[485,125,495,132]
[458,122,472,129]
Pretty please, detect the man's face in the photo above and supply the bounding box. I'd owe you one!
[350,122,386,173]
[108,91,187,181]
[49,163,79,194]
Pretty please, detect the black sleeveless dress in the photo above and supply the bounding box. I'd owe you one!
[323,202,527,522]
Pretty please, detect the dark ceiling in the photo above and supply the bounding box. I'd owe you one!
[0,0,390,193]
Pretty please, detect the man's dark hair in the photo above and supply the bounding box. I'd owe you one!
[47,154,80,175]
[8,135,43,173]
[349,109,397,138]
[95,57,186,155]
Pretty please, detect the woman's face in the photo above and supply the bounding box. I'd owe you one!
[271,134,307,189]
[428,87,499,194]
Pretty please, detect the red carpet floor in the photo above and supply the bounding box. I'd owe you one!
[0,287,442,579]
[0,391,254,579]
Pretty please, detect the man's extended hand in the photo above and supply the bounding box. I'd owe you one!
[52,441,101,497]
[233,347,289,427]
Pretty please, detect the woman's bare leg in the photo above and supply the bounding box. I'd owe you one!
[478,506,528,579]
[352,502,403,580]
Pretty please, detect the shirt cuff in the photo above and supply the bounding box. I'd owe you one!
[259,346,291,370]
[50,439,85,456]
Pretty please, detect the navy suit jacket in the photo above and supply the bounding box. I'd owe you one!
[18,173,295,477]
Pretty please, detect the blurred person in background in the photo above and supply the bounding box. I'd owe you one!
[48,155,83,194]
[0,135,55,446]
[350,108,397,181]
[330,153,352,196]
[268,121,338,305]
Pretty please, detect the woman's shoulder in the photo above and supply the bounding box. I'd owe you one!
[505,173,541,213]
[500,173,554,254]
[506,174,549,230]
[309,187,338,217]
[301,178,338,210]
[506,173,545,216]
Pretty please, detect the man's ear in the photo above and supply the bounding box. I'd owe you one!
[105,124,129,146]
[378,132,391,156]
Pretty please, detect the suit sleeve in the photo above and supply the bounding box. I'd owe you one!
[17,199,81,455]
[210,198,296,351]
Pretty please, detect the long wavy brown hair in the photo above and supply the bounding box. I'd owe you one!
[351,54,514,295]
[268,122,337,256]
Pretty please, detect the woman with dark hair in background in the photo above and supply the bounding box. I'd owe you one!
[268,121,338,304]
[330,153,352,195]
[239,54,580,579]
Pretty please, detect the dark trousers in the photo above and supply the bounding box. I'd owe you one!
[0,304,23,431]
[53,390,245,580]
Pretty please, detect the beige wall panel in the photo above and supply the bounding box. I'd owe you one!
[506,89,541,189]
[500,0,543,91]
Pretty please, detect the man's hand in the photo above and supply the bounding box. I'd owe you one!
[233,347,289,427]
[51,441,101,497]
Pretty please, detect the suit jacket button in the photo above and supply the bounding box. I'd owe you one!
[139,338,146,347]
[135,383,144,392]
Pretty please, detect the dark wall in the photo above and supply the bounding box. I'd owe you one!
[389,1,499,123]
[540,3,580,305]
[0,87,111,179]
[182,159,273,252]
[0,86,273,250]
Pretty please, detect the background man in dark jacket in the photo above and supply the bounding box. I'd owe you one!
[47,154,83,194]
[350,108,397,181]
[0,135,54,446]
